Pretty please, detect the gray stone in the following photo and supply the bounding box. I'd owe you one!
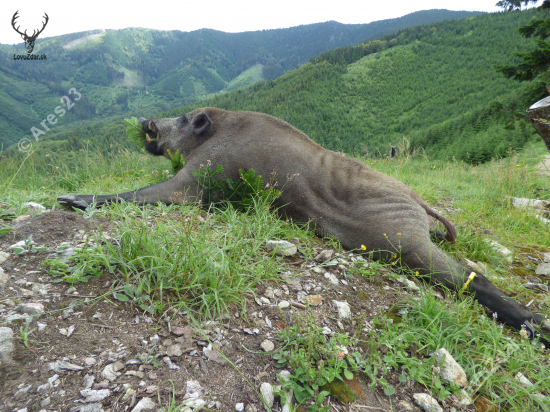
[314,249,334,263]
[434,348,468,387]
[73,404,103,412]
[535,263,550,277]
[398,400,415,410]
[515,371,534,387]
[265,240,297,256]
[324,273,338,285]
[484,239,513,262]
[166,344,183,357]
[404,279,420,292]
[523,282,549,292]
[23,202,46,212]
[260,340,274,352]
[511,197,550,209]
[332,300,351,319]
[130,397,156,412]
[264,287,275,299]
[19,303,45,315]
[278,370,293,412]
[260,382,274,408]
[82,374,95,390]
[101,363,121,381]
[0,251,9,263]
[0,327,14,364]
[14,384,32,400]
[413,393,444,412]
[452,389,473,406]
[0,270,8,289]
[80,389,111,403]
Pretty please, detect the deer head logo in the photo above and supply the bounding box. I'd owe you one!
[11,11,49,54]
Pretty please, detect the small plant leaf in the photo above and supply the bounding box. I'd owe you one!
[114,293,130,302]
[344,369,354,380]
[0,227,13,237]
[384,385,396,397]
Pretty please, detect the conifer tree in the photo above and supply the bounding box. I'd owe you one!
[495,0,550,102]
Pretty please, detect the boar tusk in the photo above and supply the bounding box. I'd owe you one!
[146,133,152,143]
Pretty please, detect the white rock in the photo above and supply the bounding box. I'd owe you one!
[332,300,351,319]
[265,240,297,256]
[131,397,156,412]
[278,300,290,309]
[515,371,534,387]
[236,403,244,411]
[314,249,334,263]
[511,197,550,209]
[0,327,15,363]
[484,239,513,262]
[452,389,473,406]
[434,348,468,387]
[404,279,420,292]
[101,363,121,381]
[80,389,111,403]
[278,370,293,411]
[464,258,484,274]
[535,263,550,277]
[413,393,444,412]
[544,252,550,263]
[19,303,45,315]
[259,297,270,305]
[260,382,274,408]
[0,251,8,263]
[23,202,46,212]
[260,340,274,352]
[264,287,275,299]
[324,273,339,285]
[0,272,8,289]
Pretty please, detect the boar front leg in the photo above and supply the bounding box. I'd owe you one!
[57,170,201,209]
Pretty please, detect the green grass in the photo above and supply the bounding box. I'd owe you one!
[369,291,550,411]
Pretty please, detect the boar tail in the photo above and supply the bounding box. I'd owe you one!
[412,194,457,242]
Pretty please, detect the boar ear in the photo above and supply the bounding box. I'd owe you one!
[192,112,212,135]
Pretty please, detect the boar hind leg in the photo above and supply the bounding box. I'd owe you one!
[58,174,201,209]
[401,241,550,344]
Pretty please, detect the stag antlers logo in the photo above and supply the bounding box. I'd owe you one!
[11,11,49,55]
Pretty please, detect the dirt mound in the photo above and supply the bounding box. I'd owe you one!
[2,209,110,246]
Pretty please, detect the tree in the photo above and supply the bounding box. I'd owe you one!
[495,0,550,103]
[496,0,550,150]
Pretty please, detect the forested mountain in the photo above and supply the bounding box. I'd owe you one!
[166,9,544,163]
[0,9,480,148]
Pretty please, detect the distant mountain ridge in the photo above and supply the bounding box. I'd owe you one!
[0,9,480,148]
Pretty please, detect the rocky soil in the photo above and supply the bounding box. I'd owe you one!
[0,207,494,412]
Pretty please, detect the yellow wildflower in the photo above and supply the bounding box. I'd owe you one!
[360,244,366,251]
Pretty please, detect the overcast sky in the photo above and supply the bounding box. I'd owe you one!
[1,0,506,45]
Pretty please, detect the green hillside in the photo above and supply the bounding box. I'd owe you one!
[160,9,543,163]
[0,9,479,148]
